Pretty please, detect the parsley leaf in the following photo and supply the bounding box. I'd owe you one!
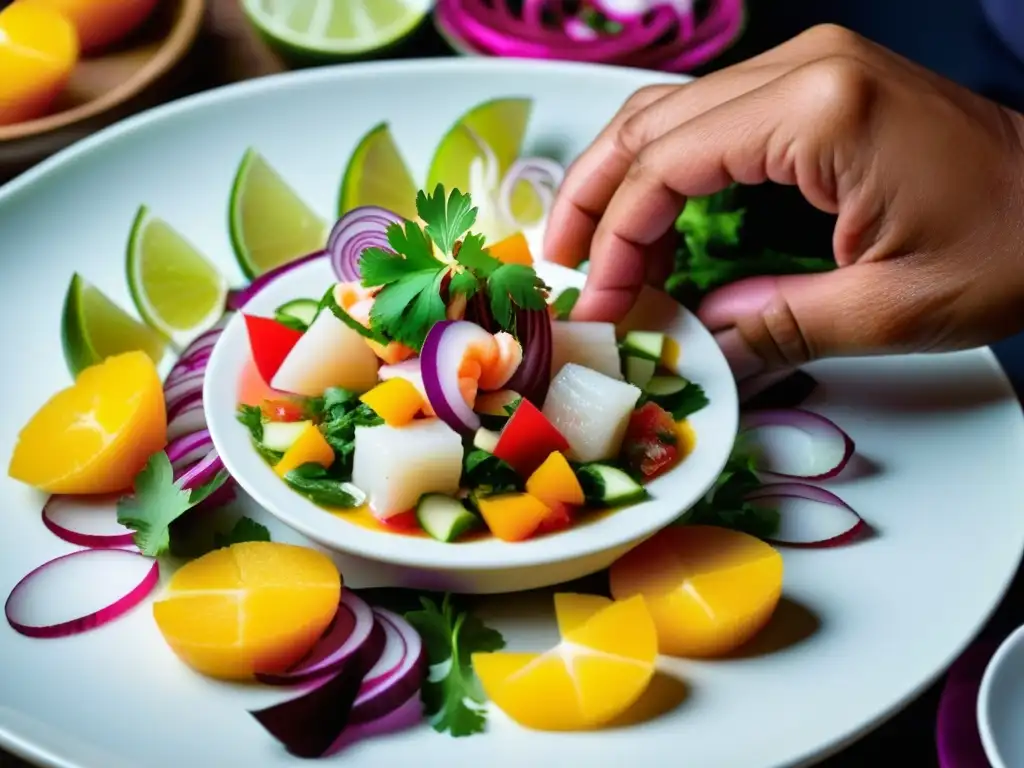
[488,264,549,330]
[283,463,367,508]
[236,404,263,442]
[362,221,440,284]
[462,449,521,497]
[550,287,580,320]
[213,517,271,549]
[417,185,477,256]
[116,452,230,557]
[405,594,506,737]
[654,382,710,420]
[370,269,447,350]
[455,232,499,277]
[321,401,383,478]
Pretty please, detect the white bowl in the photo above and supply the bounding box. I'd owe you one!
[979,624,1024,768]
[205,258,738,593]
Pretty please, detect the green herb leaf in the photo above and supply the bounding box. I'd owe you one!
[213,517,271,549]
[417,185,477,256]
[283,463,366,508]
[321,402,383,478]
[405,594,506,737]
[116,452,228,557]
[655,382,710,420]
[550,287,580,320]
[455,233,500,278]
[488,264,549,330]
[370,268,448,350]
[462,449,521,497]
[236,404,264,442]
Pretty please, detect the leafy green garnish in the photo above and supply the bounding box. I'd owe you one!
[405,594,506,736]
[359,185,549,348]
[213,517,271,549]
[550,287,580,320]
[283,463,366,508]
[313,392,383,479]
[462,449,520,497]
[317,285,385,343]
[649,382,709,420]
[667,186,834,305]
[682,441,780,539]
[116,452,230,557]
[236,403,264,442]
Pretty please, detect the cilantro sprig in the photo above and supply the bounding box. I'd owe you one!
[359,185,549,349]
[405,594,506,737]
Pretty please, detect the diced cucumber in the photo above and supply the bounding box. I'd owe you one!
[625,356,656,389]
[261,420,312,452]
[416,494,479,542]
[644,375,690,398]
[621,331,665,362]
[473,428,500,454]
[274,298,319,331]
[576,464,648,507]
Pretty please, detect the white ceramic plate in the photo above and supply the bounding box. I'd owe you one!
[204,258,738,594]
[978,624,1024,767]
[1,59,1023,768]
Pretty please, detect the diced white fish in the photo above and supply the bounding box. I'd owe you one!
[271,309,379,396]
[352,418,464,520]
[550,321,623,380]
[542,363,641,463]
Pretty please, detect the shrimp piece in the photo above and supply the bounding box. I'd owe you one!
[334,282,414,365]
[478,332,523,390]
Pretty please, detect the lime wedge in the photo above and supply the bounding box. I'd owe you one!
[240,0,432,62]
[62,273,166,378]
[229,149,327,279]
[338,122,418,219]
[126,207,228,348]
[427,98,532,194]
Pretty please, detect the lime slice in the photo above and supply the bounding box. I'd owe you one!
[126,206,228,348]
[338,122,418,219]
[229,149,327,279]
[61,273,166,378]
[240,0,432,62]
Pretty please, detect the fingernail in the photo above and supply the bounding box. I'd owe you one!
[714,328,765,381]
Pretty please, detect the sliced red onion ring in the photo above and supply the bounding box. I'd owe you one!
[167,402,207,441]
[327,207,404,282]
[5,549,159,638]
[228,251,328,311]
[327,693,423,755]
[250,619,386,758]
[350,608,425,725]
[167,391,203,423]
[175,450,224,491]
[166,430,214,472]
[506,307,553,406]
[257,591,375,686]
[745,482,868,547]
[164,371,206,413]
[421,320,494,434]
[739,408,854,480]
[593,0,692,21]
[41,495,136,549]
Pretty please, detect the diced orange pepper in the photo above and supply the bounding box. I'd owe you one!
[274,423,335,478]
[477,493,550,542]
[359,378,424,427]
[487,232,533,266]
[525,451,585,507]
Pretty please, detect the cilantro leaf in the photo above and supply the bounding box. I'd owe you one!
[417,185,477,256]
[321,401,383,478]
[236,404,263,442]
[361,221,440,286]
[652,382,709,420]
[405,594,505,737]
[213,517,271,549]
[448,269,480,300]
[455,233,499,278]
[283,463,367,508]
[550,287,580,320]
[371,269,447,350]
[487,264,548,330]
[116,452,229,557]
[462,449,521,497]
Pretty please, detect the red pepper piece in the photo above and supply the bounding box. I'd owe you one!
[243,314,303,386]
[493,399,570,477]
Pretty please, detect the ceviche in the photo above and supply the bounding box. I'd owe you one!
[235,185,709,543]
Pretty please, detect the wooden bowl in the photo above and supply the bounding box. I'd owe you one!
[0,0,205,178]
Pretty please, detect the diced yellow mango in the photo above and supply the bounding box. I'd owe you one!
[487,232,533,265]
[477,493,550,542]
[359,378,425,427]
[274,423,334,478]
[526,451,585,507]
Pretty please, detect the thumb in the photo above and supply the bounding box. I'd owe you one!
[697,262,922,380]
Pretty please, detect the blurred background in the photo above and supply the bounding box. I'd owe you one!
[2,1,1023,766]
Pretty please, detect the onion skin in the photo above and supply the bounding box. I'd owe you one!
[740,408,855,480]
[746,482,869,548]
[327,207,404,283]
[40,496,136,550]
[506,308,553,406]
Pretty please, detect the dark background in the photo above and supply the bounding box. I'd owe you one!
[3,0,1024,765]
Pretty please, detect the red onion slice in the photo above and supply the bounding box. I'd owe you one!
[327,692,423,755]
[167,402,207,442]
[164,371,206,413]
[739,408,854,480]
[5,549,159,638]
[228,251,328,311]
[174,450,224,491]
[421,320,496,434]
[506,308,553,406]
[745,482,869,547]
[327,207,404,282]
[349,608,425,726]
[41,495,136,549]
[166,430,214,472]
[257,591,376,686]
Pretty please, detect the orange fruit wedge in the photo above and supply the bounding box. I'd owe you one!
[21,0,159,53]
[473,594,657,731]
[609,525,784,658]
[0,2,79,126]
[153,542,342,681]
[8,351,166,494]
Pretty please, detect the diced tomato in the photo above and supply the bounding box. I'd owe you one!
[535,501,575,536]
[381,510,420,534]
[622,402,680,479]
[493,399,570,477]
[243,314,304,386]
[260,398,306,422]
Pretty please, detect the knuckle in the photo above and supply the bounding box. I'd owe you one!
[802,23,867,55]
[616,112,649,158]
[624,84,674,113]
[760,300,815,366]
[797,55,877,125]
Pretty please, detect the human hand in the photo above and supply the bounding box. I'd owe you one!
[544,24,1024,382]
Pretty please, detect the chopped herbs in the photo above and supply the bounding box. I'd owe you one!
[283,463,366,508]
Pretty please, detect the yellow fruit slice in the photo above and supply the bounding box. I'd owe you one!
[473,594,657,731]
[338,122,418,219]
